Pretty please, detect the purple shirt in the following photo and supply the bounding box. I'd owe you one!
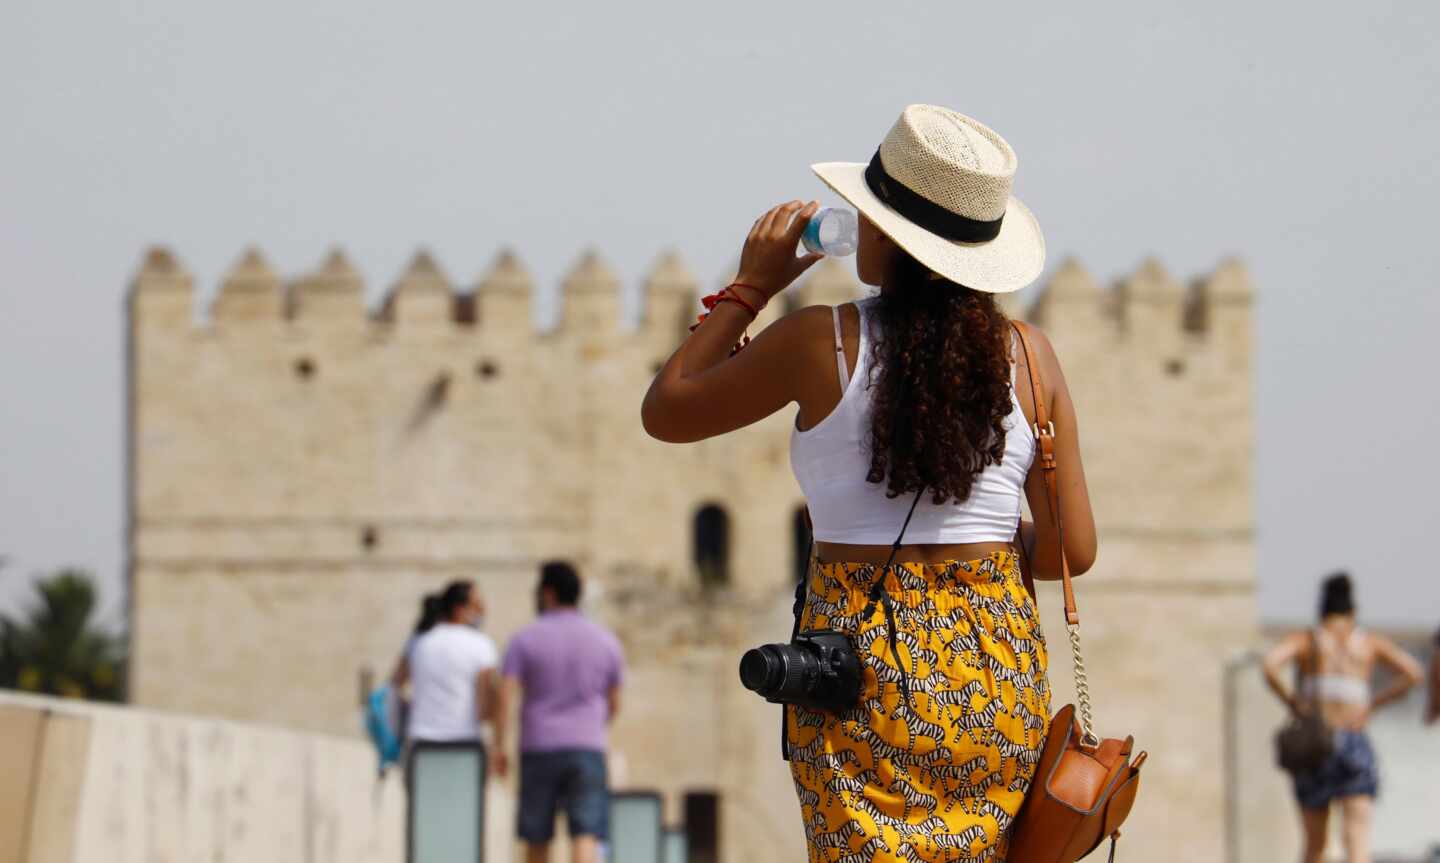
[501,609,625,753]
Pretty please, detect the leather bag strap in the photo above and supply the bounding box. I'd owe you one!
[1013,320,1101,747]
[1303,629,1322,714]
[1011,321,1079,627]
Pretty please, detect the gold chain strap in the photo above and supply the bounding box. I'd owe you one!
[1068,622,1101,748]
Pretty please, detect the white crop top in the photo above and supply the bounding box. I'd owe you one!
[789,298,1036,545]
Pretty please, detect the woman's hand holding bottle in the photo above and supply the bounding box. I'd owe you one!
[734,200,824,301]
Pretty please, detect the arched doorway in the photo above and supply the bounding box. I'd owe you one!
[693,504,730,589]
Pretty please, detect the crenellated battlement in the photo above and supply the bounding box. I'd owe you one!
[1030,255,1250,328]
[131,246,1251,345]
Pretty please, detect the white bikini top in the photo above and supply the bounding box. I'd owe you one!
[1300,627,1371,706]
[789,298,1036,545]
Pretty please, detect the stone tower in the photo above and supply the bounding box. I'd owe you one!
[127,248,1259,863]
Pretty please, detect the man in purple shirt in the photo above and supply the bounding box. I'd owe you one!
[494,561,625,863]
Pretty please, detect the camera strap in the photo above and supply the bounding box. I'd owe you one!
[859,489,925,710]
[781,489,924,759]
[782,516,814,759]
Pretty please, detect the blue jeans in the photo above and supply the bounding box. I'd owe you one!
[517,750,609,842]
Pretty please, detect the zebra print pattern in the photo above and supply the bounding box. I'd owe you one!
[788,552,1050,862]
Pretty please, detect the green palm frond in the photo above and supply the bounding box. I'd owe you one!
[0,569,126,702]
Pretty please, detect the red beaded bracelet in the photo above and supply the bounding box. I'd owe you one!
[726,282,768,310]
[717,291,760,318]
[688,283,767,356]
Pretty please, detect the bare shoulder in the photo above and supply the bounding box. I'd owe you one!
[1267,629,1311,662]
[1014,321,1063,373]
[781,303,841,334]
[1012,321,1071,406]
[762,303,843,355]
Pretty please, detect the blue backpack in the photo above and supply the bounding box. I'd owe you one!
[364,684,402,774]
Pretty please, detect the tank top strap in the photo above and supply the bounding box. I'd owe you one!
[830,305,849,393]
[1312,625,1365,675]
[1009,329,1018,387]
[1314,626,1332,658]
[789,295,1033,545]
[855,297,873,365]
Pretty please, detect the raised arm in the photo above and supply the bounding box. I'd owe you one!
[642,201,824,443]
[1014,324,1097,579]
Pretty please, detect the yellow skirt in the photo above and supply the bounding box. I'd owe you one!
[787,552,1051,862]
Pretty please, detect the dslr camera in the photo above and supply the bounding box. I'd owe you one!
[738,629,863,713]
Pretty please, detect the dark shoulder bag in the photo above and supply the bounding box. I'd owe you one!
[1006,321,1147,863]
[1274,631,1335,774]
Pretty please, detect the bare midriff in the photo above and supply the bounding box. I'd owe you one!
[815,540,1015,566]
[1317,699,1368,732]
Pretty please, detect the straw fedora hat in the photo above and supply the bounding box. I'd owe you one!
[812,105,1044,293]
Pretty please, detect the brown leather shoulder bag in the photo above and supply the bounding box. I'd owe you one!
[1005,321,1148,863]
[1273,630,1335,773]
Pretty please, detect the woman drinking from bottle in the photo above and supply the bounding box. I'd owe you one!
[642,105,1096,862]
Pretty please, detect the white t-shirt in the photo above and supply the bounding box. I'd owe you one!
[407,624,499,742]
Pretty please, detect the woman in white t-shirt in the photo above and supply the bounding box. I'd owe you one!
[388,594,439,741]
[406,580,500,744]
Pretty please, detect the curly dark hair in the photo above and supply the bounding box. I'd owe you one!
[865,249,1014,505]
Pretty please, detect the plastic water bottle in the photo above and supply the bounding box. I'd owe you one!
[801,208,858,256]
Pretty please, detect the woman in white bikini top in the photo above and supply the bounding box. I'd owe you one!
[1264,573,1422,732]
[1261,571,1423,863]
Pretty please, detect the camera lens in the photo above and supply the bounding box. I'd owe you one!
[739,646,783,695]
[739,632,861,712]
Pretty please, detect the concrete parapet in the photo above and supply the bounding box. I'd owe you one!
[0,691,522,863]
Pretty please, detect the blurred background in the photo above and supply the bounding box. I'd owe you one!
[1,1,1437,862]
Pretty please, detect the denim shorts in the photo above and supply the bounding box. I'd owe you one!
[517,750,609,842]
[1292,729,1379,810]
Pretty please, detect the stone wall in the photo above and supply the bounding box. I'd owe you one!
[126,245,1266,862]
[0,691,418,863]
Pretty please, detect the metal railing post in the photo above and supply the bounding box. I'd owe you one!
[1223,649,1261,863]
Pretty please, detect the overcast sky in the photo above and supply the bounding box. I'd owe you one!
[1,1,1436,630]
